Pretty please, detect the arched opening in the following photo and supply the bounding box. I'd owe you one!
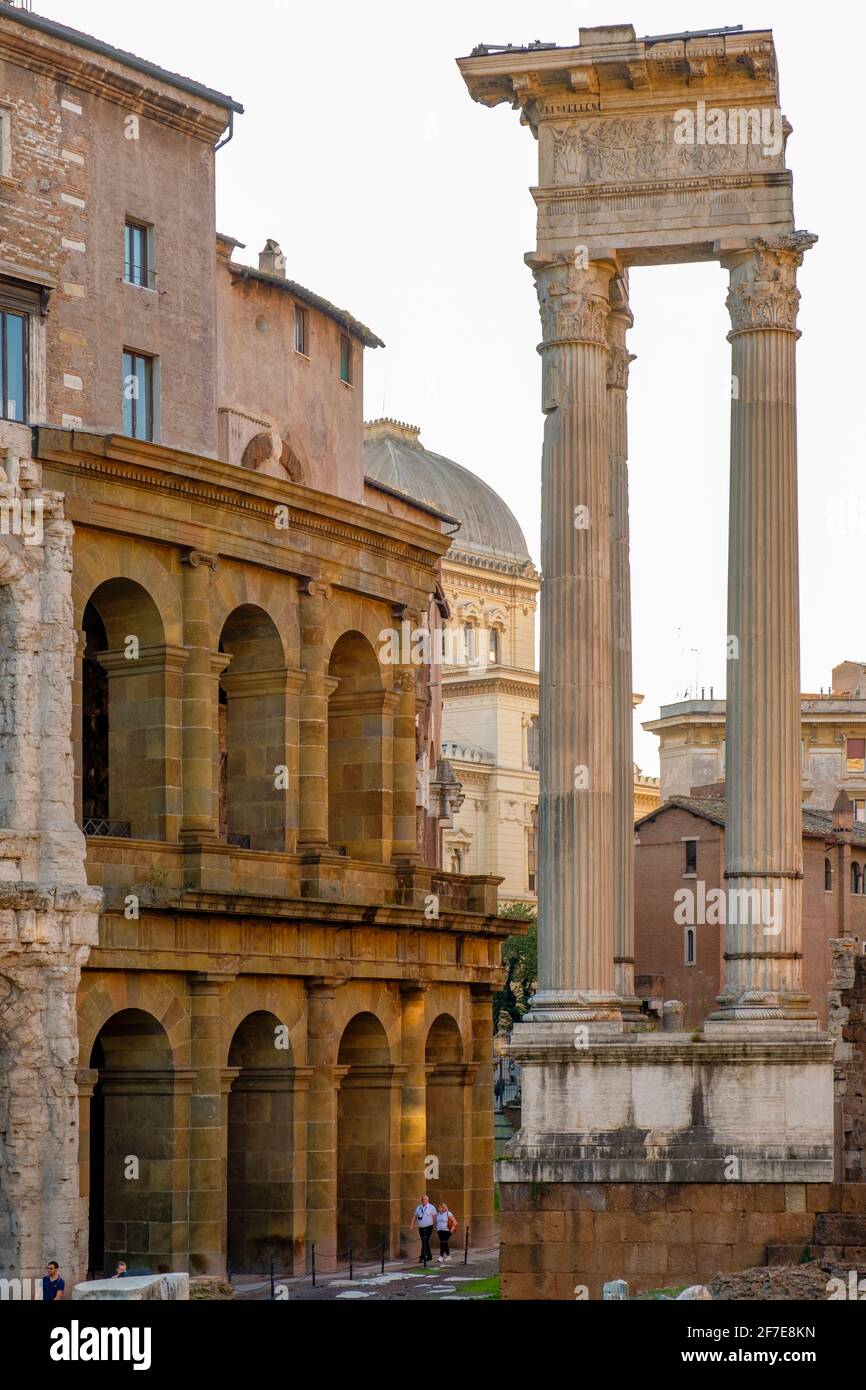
[81,579,166,840]
[337,1013,393,1262]
[685,927,696,965]
[327,632,388,861]
[88,1009,174,1277]
[825,857,833,892]
[219,606,287,851]
[425,1015,466,1217]
[227,1012,293,1274]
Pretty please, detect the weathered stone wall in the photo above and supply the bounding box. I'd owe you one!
[500,1181,832,1301]
[0,420,100,1284]
[829,939,866,1182]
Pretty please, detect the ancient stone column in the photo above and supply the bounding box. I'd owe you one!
[180,551,221,841]
[607,276,641,1019]
[713,232,817,1025]
[298,582,332,853]
[188,972,234,1274]
[391,614,421,864]
[525,252,621,1023]
[398,984,428,1250]
[305,978,342,1267]
[468,984,496,1246]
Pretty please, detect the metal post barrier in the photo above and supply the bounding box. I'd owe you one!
[381,1237,386,1276]
[464,1226,470,1265]
[269,1258,275,1300]
[348,1239,353,1281]
[311,1243,316,1288]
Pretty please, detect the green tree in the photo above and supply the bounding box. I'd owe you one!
[494,904,537,1029]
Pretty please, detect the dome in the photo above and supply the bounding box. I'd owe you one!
[363,419,532,567]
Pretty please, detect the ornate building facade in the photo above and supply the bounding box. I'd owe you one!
[0,4,505,1285]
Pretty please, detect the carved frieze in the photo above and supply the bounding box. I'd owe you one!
[549,112,787,188]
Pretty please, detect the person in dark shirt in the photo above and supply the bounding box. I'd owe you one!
[112,1262,128,1278]
[42,1262,65,1301]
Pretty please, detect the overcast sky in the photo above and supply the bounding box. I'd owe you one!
[43,0,863,773]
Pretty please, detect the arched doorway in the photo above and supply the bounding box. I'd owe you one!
[337,1013,395,1262]
[226,1012,293,1274]
[81,579,166,840]
[328,632,388,861]
[219,606,287,851]
[425,1015,467,1219]
[88,1009,175,1277]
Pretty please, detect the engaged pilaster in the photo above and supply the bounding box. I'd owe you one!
[524,251,622,1026]
[711,231,818,1031]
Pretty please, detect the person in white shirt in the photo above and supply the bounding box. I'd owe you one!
[413,1194,437,1264]
[435,1201,457,1263]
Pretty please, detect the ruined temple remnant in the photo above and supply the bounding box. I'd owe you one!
[459,22,835,1299]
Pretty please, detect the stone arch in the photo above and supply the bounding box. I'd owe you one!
[72,539,181,645]
[336,1011,396,1261]
[81,578,167,839]
[327,630,390,861]
[226,1011,294,1274]
[425,1014,468,1216]
[218,604,288,851]
[87,1008,178,1279]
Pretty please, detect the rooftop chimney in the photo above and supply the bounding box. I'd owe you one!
[832,789,854,836]
[258,239,286,278]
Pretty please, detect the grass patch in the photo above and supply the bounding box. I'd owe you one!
[458,1275,501,1300]
[637,1285,688,1301]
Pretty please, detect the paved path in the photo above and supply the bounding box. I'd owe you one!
[232,1250,499,1301]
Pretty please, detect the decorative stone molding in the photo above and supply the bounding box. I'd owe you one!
[529,252,612,348]
[725,232,817,337]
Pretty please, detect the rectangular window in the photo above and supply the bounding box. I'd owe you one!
[684,839,698,875]
[0,110,11,179]
[0,308,26,421]
[294,305,308,356]
[853,797,866,824]
[847,738,866,773]
[122,350,155,441]
[527,821,537,894]
[124,221,154,289]
[339,333,353,385]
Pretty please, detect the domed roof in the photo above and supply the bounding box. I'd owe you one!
[363,420,532,567]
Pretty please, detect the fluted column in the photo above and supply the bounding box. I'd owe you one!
[298,581,332,853]
[188,972,234,1274]
[607,276,641,1019]
[524,251,621,1024]
[712,232,817,1026]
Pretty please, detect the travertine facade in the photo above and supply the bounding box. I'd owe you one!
[0,5,505,1285]
[460,21,835,1298]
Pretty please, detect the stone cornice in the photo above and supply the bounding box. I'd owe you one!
[443,673,539,700]
[0,12,238,144]
[36,428,448,578]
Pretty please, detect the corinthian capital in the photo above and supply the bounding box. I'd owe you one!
[528,251,614,347]
[725,231,818,337]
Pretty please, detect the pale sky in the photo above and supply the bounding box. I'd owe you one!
[43,0,864,774]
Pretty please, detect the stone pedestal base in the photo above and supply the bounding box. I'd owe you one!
[498,1022,835,1298]
[499,1180,834,1301]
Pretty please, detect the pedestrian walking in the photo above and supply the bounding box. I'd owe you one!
[435,1201,458,1263]
[413,1194,437,1264]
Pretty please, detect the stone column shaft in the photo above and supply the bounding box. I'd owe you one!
[298,582,332,852]
[714,232,817,1024]
[607,281,640,1017]
[188,973,232,1274]
[398,985,428,1250]
[180,551,220,841]
[527,253,621,1022]
[305,980,341,1267]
